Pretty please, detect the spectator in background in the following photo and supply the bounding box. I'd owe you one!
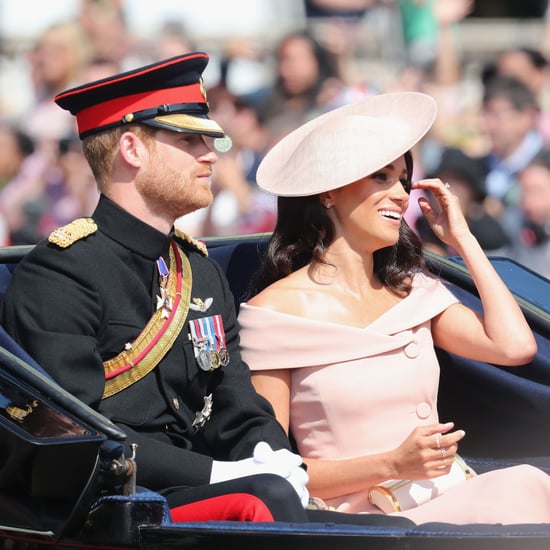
[79,56,123,86]
[387,0,475,233]
[478,75,544,240]
[208,90,276,236]
[78,0,133,72]
[483,47,550,142]
[492,47,549,99]
[392,1,474,110]
[505,149,550,279]
[153,21,195,61]
[0,126,34,190]
[2,20,94,243]
[397,0,440,70]
[0,134,99,244]
[175,86,276,237]
[388,0,476,179]
[246,30,345,136]
[396,0,472,74]
[0,125,35,245]
[302,0,380,93]
[20,21,91,142]
[416,147,509,255]
[1,15,118,245]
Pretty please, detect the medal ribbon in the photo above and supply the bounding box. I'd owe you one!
[189,315,225,353]
[212,314,226,349]
[102,241,192,399]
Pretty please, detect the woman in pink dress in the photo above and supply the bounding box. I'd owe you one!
[238,91,550,524]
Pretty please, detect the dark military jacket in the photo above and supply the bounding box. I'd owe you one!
[0,195,290,491]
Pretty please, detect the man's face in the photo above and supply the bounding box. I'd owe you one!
[481,97,536,158]
[278,35,320,96]
[518,164,550,227]
[135,130,218,220]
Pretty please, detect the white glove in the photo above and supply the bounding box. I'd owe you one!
[254,442,310,507]
[210,442,310,507]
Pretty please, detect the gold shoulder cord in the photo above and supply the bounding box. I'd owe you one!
[102,244,192,399]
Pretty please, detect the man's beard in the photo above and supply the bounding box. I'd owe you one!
[136,157,213,220]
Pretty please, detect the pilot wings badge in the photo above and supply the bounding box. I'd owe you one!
[190,297,213,312]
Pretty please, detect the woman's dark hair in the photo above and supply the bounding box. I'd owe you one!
[247,151,426,298]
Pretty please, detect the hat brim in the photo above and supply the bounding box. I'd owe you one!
[256,92,437,197]
[144,113,225,138]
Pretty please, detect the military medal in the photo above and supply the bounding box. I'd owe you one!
[197,348,213,372]
[210,350,221,370]
[212,314,230,366]
[189,314,229,371]
[219,348,230,367]
[192,393,213,429]
[155,257,173,318]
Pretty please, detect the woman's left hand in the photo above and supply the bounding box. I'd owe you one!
[412,178,471,249]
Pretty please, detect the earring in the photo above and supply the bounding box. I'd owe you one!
[324,203,333,209]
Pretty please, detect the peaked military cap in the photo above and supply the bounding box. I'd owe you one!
[55,52,225,140]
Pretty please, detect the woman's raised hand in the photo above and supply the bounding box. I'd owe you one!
[413,178,471,250]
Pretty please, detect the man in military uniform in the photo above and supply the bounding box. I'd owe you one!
[0,53,309,522]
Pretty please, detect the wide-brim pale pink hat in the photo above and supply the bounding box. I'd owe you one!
[256,92,437,197]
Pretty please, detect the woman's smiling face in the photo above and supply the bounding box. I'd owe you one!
[324,155,410,252]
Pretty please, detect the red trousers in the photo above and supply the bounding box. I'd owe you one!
[170,492,274,522]
[162,474,307,523]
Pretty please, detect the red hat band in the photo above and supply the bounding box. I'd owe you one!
[76,83,206,137]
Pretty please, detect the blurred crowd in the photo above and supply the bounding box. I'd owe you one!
[1,0,550,280]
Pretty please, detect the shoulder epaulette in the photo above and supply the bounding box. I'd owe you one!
[48,218,98,248]
[174,228,208,257]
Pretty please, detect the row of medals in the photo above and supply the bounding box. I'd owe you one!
[197,345,230,372]
[156,257,229,373]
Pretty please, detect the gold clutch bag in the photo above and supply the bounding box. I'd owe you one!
[368,454,474,514]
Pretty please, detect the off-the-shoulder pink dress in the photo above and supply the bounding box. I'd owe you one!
[239,273,550,523]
